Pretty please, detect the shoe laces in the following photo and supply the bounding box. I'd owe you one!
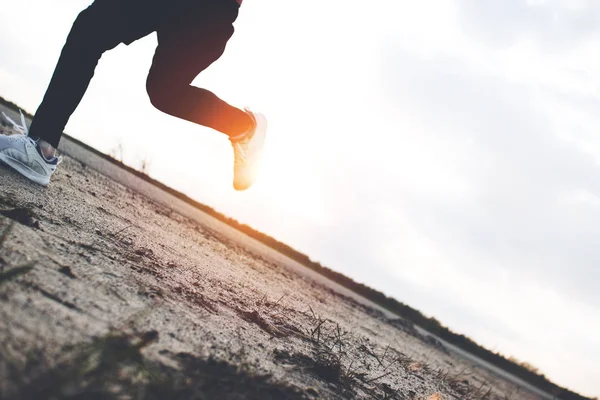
[2,109,29,135]
[2,109,62,165]
[7,133,36,146]
[231,111,257,168]
[233,140,248,167]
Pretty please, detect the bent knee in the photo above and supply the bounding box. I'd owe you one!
[146,74,181,112]
[146,76,167,111]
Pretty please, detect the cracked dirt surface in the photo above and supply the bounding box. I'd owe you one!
[0,156,544,400]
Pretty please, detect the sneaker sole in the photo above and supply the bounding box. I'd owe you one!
[0,152,50,186]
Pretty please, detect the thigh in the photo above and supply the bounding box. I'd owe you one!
[71,0,130,48]
[149,0,239,85]
[87,0,161,45]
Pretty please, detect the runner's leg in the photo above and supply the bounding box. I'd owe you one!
[28,1,145,148]
[145,0,252,138]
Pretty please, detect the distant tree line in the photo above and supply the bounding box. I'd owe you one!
[0,95,592,400]
[0,97,34,119]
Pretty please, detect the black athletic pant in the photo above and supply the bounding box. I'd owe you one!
[28,0,252,148]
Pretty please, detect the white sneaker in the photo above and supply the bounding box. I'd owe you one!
[231,108,267,191]
[0,111,61,186]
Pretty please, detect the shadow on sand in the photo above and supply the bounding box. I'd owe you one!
[3,331,307,400]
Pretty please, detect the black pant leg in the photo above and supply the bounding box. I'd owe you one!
[145,0,252,137]
[28,1,143,147]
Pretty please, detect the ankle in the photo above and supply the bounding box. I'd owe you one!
[38,140,56,159]
[229,112,256,142]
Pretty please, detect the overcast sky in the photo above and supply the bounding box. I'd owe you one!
[1,0,599,397]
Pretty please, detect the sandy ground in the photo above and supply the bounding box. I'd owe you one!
[0,156,545,400]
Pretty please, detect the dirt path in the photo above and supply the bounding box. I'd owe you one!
[0,152,545,399]
[1,103,560,400]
